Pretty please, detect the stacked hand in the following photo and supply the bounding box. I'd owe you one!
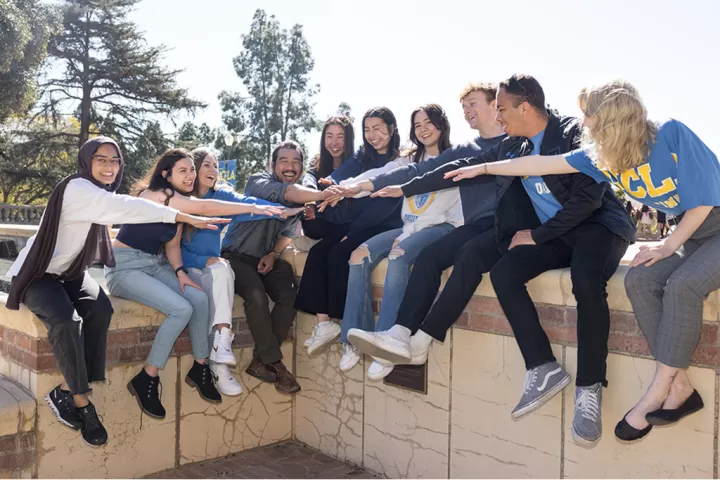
[370,186,403,198]
[444,165,486,182]
[251,204,286,217]
[280,207,305,219]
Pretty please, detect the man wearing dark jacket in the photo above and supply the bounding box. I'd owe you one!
[348,74,635,447]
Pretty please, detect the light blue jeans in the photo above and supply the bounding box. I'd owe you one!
[105,248,210,369]
[340,224,454,344]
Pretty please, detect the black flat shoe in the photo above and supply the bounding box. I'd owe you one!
[615,411,652,442]
[645,389,704,426]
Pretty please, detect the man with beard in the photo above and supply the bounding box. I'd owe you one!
[222,140,335,395]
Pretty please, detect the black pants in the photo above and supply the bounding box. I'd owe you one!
[490,222,628,387]
[295,225,389,319]
[22,272,113,395]
[223,252,297,365]
[301,217,340,240]
[396,217,499,341]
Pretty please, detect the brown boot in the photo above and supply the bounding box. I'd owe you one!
[268,361,301,395]
[245,358,277,383]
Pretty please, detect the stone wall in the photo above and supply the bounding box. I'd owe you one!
[1,221,719,478]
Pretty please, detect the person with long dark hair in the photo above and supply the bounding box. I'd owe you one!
[104,148,283,419]
[295,115,355,249]
[5,137,226,447]
[181,148,299,397]
[336,104,460,378]
[295,107,403,356]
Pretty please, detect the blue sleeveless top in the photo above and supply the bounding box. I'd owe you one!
[116,222,178,255]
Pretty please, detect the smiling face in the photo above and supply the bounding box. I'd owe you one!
[495,87,530,136]
[165,157,196,193]
[324,124,346,160]
[273,148,303,184]
[91,144,122,185]
[461,91,496,131]
[197,153,219,190]
[413,110,442,149]
[363,116,391,154]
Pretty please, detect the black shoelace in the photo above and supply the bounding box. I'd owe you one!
[79,404,102,430]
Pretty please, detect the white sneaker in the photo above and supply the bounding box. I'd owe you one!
[293,236,321,252]
[408,331,432,365]
[303,324,318,349]
[307,321,341,356]
[339,344,361,372]
[367,359,394,380]
[210,327,237,366]
[210,363,243,396]
[347,327,411,364]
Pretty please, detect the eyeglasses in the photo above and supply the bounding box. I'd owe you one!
[92,155,122,167]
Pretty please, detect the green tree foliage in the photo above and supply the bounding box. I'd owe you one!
[0,0,58,123]
[37,0,205,148]
[0,117,76,203]
[337,102,353,122]
[219,9,320,184]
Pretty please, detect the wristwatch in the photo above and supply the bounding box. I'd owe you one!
[175,265,188,276]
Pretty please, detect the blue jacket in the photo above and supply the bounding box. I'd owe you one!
[181,187,283,269]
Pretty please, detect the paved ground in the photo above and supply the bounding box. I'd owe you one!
[148,441,377,479]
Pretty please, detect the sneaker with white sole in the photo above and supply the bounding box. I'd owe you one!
[303,324,318,349]
[45,384,82,430]
[307,321,341,356]
[511,361,570,419]
[210,327,237,366]
[347,328,411,364]
[408,332,432,365]
[572,383,602,447]
[339,344,361,372]
[210,363,243,396]
[367,359,394,380]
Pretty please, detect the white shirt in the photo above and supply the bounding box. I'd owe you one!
[6,178,178,278]
[340,152,464,242]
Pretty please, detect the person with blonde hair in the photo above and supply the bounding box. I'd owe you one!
[445,79,720,442]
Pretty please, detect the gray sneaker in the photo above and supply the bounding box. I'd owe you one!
[511,361,570,419]
[572,383,602,447]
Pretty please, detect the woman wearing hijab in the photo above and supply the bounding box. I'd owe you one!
[5,137,226,447]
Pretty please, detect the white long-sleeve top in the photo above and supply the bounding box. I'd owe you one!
[340,153,464,242]
[6,178,179,279]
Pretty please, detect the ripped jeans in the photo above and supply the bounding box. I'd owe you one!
[340,224,454,344]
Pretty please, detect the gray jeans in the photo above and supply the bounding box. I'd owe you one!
[105,248,210,369]
[625,207,720,368]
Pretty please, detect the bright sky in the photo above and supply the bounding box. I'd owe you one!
[130,0,720,154]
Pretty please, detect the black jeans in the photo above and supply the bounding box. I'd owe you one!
[489,222,628,387]
[223,252,297,365]
[295,226,389,319]
[22,272,113,395]
[396,217,499,341]
[301,217,340,240]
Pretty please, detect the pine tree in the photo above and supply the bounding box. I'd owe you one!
[37,0,205,148]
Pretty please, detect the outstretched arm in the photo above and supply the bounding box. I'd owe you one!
[444,154,578,181]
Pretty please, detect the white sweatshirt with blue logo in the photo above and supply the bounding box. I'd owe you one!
[340,152,464,242]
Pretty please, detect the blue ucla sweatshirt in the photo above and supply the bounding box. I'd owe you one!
[181,187,284,270]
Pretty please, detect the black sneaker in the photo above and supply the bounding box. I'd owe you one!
[185,361,222,403]
[76,402,108,447]
[45,385,82,430]
[127,369,166,419]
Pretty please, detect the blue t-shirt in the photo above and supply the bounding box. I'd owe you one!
[565,119,720,215]
[521,130,563,223]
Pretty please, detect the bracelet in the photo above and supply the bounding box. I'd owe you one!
[483,163,488,175]
[175,265,188,276]
[273,251,282,258]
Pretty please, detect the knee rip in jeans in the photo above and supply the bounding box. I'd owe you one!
[388,246,406,261]
[349,245,371,265]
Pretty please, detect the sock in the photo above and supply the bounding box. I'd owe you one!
[414,329,434,350]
